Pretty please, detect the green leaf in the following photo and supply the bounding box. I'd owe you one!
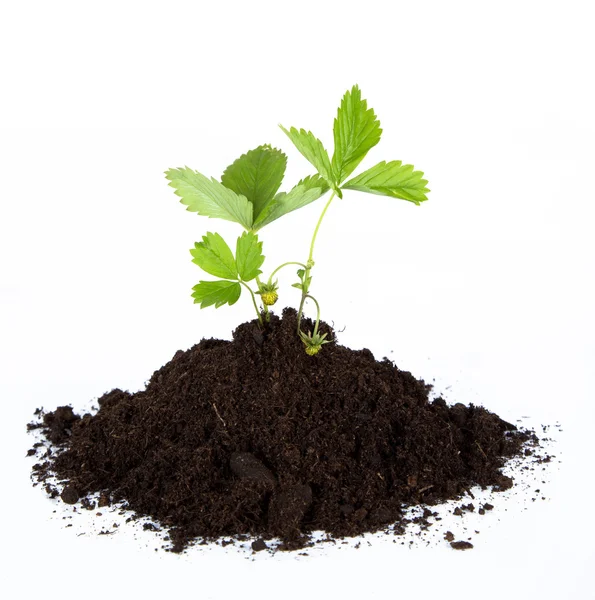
[293,268,311,293]
[342,161,430,205]
[235,231,264,281]
[221,145,287,221]
[190,232,237,279]
[253,174,330,230]
[279,126,335,187]
[165,167,253,230]
[332,85,382,184]
[191,280,241,308]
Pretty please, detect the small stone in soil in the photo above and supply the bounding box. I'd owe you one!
[230,452,276,488]
[60,486,79,505]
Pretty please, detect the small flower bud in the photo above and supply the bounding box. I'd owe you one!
[304,345,320,356]
[261,290,278,306]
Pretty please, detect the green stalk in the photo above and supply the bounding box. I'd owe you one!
[304,294,322,335]
[308,191,336,264]
[297,295,306,332]
[240,281,262,326]
[297,191,337,331]
[268,261,308,285]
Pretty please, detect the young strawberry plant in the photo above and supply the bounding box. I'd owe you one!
[166,85,430,354]
[29,88,544,559]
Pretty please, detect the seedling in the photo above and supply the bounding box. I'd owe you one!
[166,85,429,354]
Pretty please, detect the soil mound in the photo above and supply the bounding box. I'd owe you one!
[30,308,529,551]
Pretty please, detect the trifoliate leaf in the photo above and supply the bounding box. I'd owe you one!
[165,167,253,230]
[279,126,335,187]
[190,232,237,279]
[235,231,264,281]
[252,175,330,230]
[191,280,241,308]
[221,145,287,221]
[342,161,430,205]
[332,85,382,184]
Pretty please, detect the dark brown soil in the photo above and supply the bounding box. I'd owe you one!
[29,308,532,552]
[450,540,474,550]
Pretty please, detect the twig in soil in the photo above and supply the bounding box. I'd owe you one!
[475,441,488,459]
[212,403,226,427]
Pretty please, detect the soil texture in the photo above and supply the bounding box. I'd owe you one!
[29,308,532,552]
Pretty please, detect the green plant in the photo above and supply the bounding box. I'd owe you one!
[166,85,429,354]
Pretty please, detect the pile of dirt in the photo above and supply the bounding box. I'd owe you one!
[29,308,532,552]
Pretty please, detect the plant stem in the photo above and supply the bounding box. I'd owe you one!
[268,261,308,285]
[308,191,336,264]
[297,191,336,332]
[240,281,262,325]
[304,294,322,335]
[297,294,306,333]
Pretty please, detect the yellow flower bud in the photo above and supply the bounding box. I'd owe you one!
[261,290,278,306]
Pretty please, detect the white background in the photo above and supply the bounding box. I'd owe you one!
[1,1,594,598]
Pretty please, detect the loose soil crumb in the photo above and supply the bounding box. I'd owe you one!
[251,539,268,552]
[450,541,474,550]
[29,309,536,552]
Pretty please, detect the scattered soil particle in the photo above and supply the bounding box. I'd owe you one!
[492,475,513,492]
[444,531,455,542]
[29,309,533,552]
[450,541,474,550]
[251,539,268,552]
[44,484,59,498]
[81,497,95,511]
